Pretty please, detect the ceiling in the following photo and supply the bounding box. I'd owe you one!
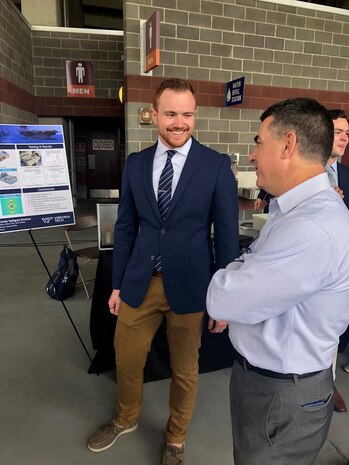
[74,0,123,29]
[10,0,349,30]
[11,0,124,30]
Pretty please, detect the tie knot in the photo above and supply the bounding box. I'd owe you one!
[167,150,176,159]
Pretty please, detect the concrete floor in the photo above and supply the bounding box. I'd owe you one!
[1,217,349,465]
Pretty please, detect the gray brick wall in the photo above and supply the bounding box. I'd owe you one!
[1,0,125,118]
[125,0,349,90]
[32,30,124,98]
[0,1,34,94]
[124,0,349,169]
[0,102,37,124]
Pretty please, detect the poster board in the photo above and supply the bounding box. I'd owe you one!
[0,124,75,233]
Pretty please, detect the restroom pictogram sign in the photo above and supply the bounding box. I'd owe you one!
[144,11,160,73]
[66,60,95,98]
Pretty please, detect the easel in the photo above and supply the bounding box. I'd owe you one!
[28,229,92,364]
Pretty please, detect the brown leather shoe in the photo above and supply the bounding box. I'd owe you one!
[334,386,347,413]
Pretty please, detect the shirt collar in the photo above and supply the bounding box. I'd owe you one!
[274,173,331,214]
[156,137,192,157]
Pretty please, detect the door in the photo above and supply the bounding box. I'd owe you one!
[74,117,123,199]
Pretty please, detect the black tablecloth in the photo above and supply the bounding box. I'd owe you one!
[89,235,254,381]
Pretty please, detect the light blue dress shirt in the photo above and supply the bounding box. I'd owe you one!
[207,173,349,374]
[152,138,192,200]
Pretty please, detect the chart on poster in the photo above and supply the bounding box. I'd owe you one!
[0,124,75,233]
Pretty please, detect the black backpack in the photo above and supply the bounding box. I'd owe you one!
[46,245,79,300]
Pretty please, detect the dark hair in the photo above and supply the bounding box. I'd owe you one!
[152,78,195,111]
[260,97,333,165]
[327,109,347,121]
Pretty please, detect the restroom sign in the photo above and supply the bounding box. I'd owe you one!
[144,11,160,73]
[66,60,95,98]
[224,77,245,107]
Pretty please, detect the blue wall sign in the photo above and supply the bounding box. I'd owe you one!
[224,77,245,107]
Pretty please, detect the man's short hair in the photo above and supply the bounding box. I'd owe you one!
[327,109,347,121]
[152,78,195,111]
[261,97,333,165]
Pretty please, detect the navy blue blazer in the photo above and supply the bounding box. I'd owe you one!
[112,138,239,314]
[338,162,349,210]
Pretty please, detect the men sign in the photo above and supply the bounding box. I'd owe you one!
[66,61,95,98]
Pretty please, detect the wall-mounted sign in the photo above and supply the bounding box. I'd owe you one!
[66,60,95,98]
[224,77,245,107]
[139,108,153,125]
[144,11,160,73]
[92,139,115,151]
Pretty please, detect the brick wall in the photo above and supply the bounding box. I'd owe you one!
[0,1,37,122]
[2,0,349,177]
[0,0,125,121]
[32,30,124,99]
[124,0,349,172]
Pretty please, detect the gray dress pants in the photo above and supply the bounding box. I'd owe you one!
[230,358,334,465]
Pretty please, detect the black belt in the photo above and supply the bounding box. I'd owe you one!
[234,351,322,380]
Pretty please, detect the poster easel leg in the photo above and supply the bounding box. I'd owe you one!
[28,229,93,363]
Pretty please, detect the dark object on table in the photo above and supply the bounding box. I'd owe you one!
[89,234,254,381]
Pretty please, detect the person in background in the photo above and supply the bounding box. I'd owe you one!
[254,188,273,213]
[325,110,349,390]
[207,97,349,465]
[87,78,239,465]
[326,109,349,207]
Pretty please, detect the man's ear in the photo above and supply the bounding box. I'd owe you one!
[150,106,157,123]
[282,131,297,159]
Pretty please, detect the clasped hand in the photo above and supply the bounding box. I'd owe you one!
[208,317,227,333]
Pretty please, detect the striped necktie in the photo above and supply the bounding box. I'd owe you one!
[325,165,336,187]
[154,149,176,272]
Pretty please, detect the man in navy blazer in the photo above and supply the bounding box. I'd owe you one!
[327,110,349,412]
[338,162,349,209]
[326,109,349,209]
[88,78,239,464]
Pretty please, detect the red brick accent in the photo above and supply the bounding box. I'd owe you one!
[1,74,348,119]
[36,96,124,117]
[0,77,36,114]
[0,76,123,118]
[124,75,349,114]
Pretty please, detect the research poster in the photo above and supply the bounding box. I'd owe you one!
[0,124,75,233]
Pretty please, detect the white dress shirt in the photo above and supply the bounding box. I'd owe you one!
[207,173,349,374]
[152,138,192,199]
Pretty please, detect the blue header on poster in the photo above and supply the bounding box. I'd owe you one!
[224,77,245,107]
[0,125,64,144]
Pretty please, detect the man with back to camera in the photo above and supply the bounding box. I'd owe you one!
[87,78,239,465]
[254,110,349,413]
[207,97,349,465]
